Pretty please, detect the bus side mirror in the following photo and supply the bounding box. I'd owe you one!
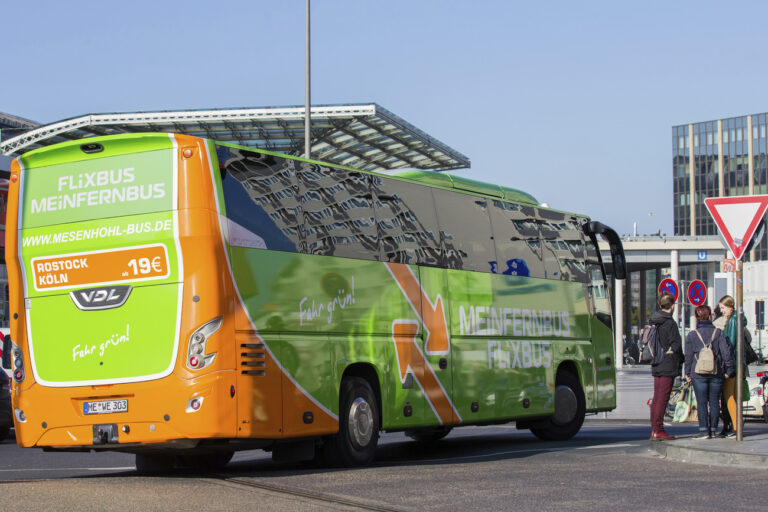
[584,221,627,280]
[1,335,11,370]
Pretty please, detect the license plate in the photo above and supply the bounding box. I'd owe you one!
[83,399,128,415]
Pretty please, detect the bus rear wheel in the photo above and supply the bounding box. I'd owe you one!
[530,371,585,441]
[322,377,379,467]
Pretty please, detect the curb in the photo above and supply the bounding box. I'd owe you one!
[649,440,768,470]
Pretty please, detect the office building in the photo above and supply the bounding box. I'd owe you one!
[673,113,768,281]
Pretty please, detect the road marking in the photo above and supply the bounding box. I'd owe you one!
[0,466,134,473]
[575,443,635,450]
[415,442,639,463]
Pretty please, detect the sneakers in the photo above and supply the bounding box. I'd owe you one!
[692,431,711,439]
[719,427,736,438]
[651,430,676,440]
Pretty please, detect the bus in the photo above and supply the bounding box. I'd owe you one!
[2,133,626,470]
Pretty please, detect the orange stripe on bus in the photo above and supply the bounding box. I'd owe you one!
[387,262,459,425]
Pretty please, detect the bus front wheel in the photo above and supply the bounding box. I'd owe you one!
[322,376,379,467]
[530,371,585,441]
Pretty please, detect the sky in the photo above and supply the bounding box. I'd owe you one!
[3,0,768,237]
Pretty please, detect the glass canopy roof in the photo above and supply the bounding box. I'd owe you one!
[0,104,470,172]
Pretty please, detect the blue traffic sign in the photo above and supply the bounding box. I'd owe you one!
[658,278,679,302]
[687,280,707,306]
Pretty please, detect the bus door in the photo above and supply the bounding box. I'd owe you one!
[584,222,626,410]
[415,265,457,426]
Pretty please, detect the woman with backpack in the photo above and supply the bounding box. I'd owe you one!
[684,304,735,439]
[649,292,683,440]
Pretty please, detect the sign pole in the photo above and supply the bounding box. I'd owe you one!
[736,260,744,441]
[703,195,768,443]
[680,287,686,352]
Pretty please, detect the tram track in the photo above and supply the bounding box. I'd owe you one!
[214,475,406,512]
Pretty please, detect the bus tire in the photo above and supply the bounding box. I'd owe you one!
[405,426,453,443]
[322,376,379,467]
[530,371,585,441]
[178,451,234,471]
[135,453,176,474]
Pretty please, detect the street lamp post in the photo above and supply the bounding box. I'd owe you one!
[305,0,311,159]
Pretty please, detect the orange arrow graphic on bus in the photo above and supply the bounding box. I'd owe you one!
[392,320,458,425]
[385,262,449,354]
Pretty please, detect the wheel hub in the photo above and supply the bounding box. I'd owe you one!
[552,384,578,426]
[348,396,373,448]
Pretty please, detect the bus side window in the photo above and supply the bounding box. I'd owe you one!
[371,176,442,267]
[539,210,588,283]
[296,164,378,261]
[432,189,496,273]
[218,145,303,253]
[585,238,613,328]
[488,200,545,279]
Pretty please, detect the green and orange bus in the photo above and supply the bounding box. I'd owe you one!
[2,133,625,470]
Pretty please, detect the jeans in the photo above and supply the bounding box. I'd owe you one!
[692,376,724,433]
[651,376,675,432]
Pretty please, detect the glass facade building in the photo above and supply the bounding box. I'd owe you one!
[673,113,768,280]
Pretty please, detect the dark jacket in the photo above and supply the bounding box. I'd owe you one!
[649,310,683,377]
[684,321,734,379]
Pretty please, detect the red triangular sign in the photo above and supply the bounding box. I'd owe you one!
[704,195,768,260]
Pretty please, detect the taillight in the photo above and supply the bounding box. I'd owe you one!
[12,346,24,384]
[758,372,766,378]
[186,317,222,371]
[186,397,204,413]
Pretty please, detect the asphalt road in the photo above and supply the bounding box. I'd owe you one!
[1,420,766,511]
[2,365,766,510]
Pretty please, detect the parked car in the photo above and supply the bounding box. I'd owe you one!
[0,370,10,442]
[0,328,13,442]
[743,374,768,423]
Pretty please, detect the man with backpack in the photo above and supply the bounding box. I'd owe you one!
[648,292,684,440]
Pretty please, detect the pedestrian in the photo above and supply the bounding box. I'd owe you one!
[649,291,683,440]
[713,304,725,329]
[713,301,732,434]
[684,305,734,439]
[718,295,749,437]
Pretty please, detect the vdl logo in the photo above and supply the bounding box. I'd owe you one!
[69,285,132,311]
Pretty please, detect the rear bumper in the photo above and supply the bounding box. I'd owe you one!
[13,370,239,449]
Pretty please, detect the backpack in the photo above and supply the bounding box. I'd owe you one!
[639,324,664,365]
[693,329,718,375]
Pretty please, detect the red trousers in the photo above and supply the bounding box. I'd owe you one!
[650,376,674,432]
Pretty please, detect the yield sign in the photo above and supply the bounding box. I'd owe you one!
[704,195,768,260]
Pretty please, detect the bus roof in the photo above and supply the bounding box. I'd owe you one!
[18,132,548,211]
[391,171,539,206]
